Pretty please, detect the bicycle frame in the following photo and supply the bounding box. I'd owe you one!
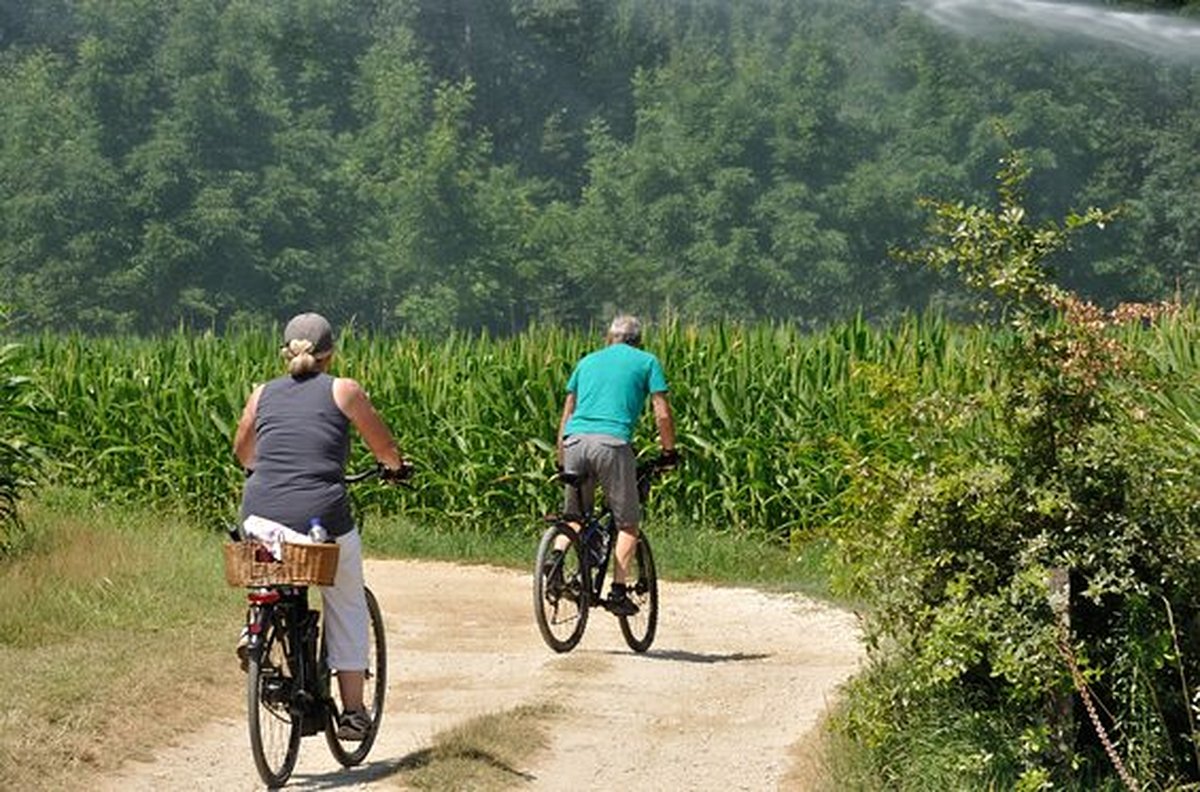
[245,585,328,730]
[559,462,658,605]
[562,496,615,605]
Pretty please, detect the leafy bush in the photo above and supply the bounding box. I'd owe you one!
[834,151,1200,786]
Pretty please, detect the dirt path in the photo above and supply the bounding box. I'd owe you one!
[97,559,862,791]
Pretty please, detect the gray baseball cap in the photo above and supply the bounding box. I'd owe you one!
[283,312,334,356]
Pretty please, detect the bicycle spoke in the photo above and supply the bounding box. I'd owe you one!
[618,536,659,653]
[248,614,302,787]
[534,523,590,652]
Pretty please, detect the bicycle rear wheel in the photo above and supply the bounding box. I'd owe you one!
[618,534,659,653]
[533,522,590,652]
[325,586,387,766]
[247,608,302,787]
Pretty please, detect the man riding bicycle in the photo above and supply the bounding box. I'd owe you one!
[556,314,677,616]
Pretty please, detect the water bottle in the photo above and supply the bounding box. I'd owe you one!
[308,517,329,543]
[588,526,607,564]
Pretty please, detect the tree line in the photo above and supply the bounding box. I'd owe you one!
[3,0,1200,335]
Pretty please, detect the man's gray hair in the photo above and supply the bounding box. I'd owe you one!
[607,314,642,345]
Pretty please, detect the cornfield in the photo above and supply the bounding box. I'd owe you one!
[27,309,1200,540]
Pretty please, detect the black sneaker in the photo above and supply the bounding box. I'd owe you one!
[606,589,639,617]
[337,709,372,741]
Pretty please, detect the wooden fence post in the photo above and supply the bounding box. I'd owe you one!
[1047,566,1074,764]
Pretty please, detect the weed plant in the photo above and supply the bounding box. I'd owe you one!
[0,309,42,553]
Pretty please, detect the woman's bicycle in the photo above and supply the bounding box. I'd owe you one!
[533,457,672,654]
[225,465,406,788]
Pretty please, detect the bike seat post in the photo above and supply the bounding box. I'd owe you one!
[575,481,589,522]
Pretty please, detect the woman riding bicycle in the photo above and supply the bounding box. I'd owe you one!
[233,312,407,740]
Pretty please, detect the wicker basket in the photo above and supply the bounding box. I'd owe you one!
[223,541,340,587]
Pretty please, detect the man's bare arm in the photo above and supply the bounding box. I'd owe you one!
[651,391,676,453]
[557,392,577,468]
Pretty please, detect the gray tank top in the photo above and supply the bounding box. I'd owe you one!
[240,372,354,537]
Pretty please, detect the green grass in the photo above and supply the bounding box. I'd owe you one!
[819,666,1137,792]
[654,526,836,597]
[359,506,839,601]
[361,510,537,568]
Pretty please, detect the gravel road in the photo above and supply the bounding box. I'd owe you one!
[98,558,862,791]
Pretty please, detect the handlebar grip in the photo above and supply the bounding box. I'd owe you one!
[379,460,414,483]
[344,461,414,484]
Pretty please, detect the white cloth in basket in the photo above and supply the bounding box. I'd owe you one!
[243,515,313,560]
[241,516,364,668]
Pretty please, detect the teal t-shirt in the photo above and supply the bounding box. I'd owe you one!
[564,343,669,442]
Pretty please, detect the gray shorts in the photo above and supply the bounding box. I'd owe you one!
[561,434,640,526]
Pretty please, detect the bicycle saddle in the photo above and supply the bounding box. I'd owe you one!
[556,470,585,486]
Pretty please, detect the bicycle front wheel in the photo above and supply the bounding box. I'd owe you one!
[248,608,302,787]
[325,586,388,766]
[533,521,590,652]
[618,534,659,653]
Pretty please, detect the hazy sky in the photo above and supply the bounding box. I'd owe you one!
[906,0,1200,60]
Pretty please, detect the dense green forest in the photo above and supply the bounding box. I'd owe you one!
[3,0,1200,334]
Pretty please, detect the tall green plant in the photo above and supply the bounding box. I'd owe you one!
[0,308,43,554]
[24,316,998,539]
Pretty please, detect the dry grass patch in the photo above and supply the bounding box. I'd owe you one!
[394,702,562,790]
[0,625,240,786]
[0,491,243,790]
[782,705,869,792]
[782,714,833,792]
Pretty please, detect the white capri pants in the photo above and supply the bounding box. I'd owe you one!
[319,528,369,671]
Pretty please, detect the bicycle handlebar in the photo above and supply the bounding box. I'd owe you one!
[345,461,414,485]
[344,468,378,484]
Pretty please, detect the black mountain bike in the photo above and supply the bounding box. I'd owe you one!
[233,465,407,788]
[533,459,669,654]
